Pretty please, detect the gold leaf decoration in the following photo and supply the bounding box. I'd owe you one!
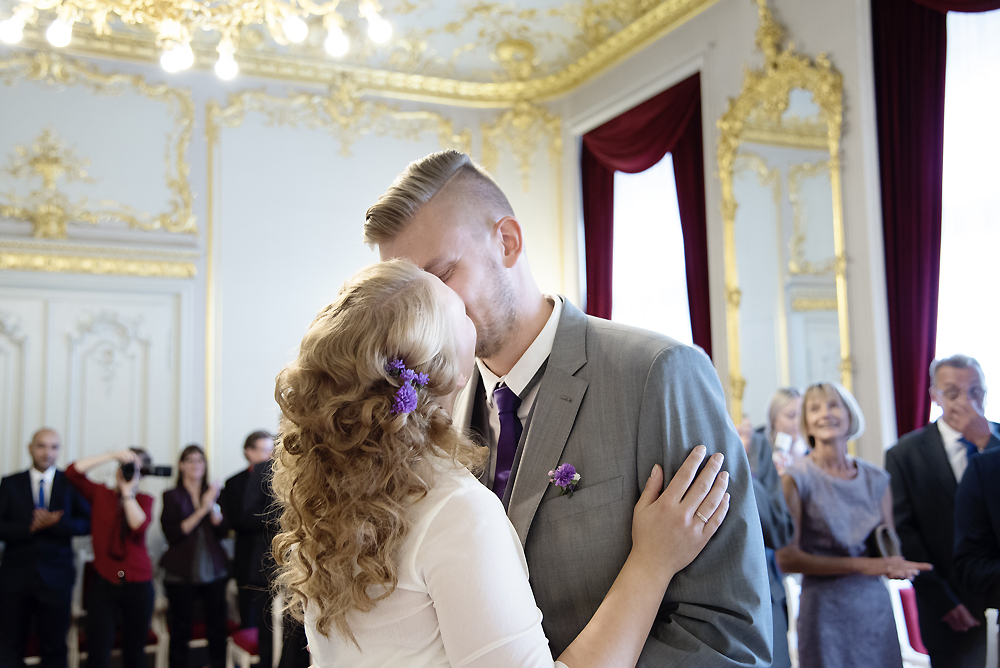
[481,101,561,190]
[0,51,197,236]
[206,77,472,156]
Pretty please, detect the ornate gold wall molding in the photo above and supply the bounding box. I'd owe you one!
[733,150,790,387]
[481,101,562,191]
[717,0,850,420]
[791,297,837,312]
[205,79,473,155]
[0,252,196,277]
[0,51,197,236]
[787,159,835,275]
[742,116,827,150]
[17,0,718,106]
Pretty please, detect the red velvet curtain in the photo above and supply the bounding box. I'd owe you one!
[872,0,1000,436]
[910,0,1000,10]
[581,73,712,359]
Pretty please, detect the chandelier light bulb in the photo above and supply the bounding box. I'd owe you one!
[0,17,25,44]
[324,26,348,57]
[46,18,73,47]
[215,51,238,79]
[367,15,391,44]
[282,15,308,43]
[160,42,194,72]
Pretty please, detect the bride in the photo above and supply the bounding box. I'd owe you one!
[270,259,731,668]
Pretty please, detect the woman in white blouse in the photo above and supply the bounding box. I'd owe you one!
[271,260,731,668]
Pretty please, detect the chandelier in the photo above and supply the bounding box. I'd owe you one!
[0,0,393,79]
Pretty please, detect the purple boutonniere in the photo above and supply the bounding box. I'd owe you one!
[548,463,581,497]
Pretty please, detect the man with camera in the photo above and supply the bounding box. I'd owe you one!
[0,428,91,668]
[66,447,167,668]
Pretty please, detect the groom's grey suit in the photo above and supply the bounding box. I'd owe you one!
[454,299,772,666]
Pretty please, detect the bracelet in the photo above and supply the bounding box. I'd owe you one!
[122,494,136,500]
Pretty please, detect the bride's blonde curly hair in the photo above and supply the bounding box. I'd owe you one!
[271,259,485,644]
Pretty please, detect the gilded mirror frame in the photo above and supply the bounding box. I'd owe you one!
[717,0,851,421]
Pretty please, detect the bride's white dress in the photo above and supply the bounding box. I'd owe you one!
[304,459,569,668]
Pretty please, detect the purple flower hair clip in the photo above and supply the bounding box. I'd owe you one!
[548,463,581,497]
[386,358,429,415]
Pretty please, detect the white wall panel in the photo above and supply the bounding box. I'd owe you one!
[0,279,191,480]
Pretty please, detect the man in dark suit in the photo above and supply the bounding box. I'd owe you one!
[0,428,91,668]
[242,458,309,668]
[953,447,1000,610]
[220,430,274,630]
[886,354,999,667]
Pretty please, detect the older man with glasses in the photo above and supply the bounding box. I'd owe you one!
[886,354,999,668]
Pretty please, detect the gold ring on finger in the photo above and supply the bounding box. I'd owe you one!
[695,510,709,524]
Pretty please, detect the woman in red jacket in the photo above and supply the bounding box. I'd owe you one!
[160,444,228,668]
[66,448,155,668]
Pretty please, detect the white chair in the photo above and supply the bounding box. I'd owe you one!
[226,628,260,668]
[885,578,931,668]
[783,574,801,668]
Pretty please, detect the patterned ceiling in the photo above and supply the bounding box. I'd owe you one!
[245,0,668,83]
[8,0,716,102]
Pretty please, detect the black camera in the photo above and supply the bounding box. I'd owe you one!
[121,462,173,481]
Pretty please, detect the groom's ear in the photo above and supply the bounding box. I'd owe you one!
[493,216,523,268]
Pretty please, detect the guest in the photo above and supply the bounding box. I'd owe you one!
[243,458,309,668]
[953,447,1000,608]
[66,448,155,668]
[219,431,274,630]
[270,259,731,667]
[886,354,997,667]
[742,418,795,668]
[764,387,809,475]
[777,382,931,668]
[0,428,90,668]
[160,445,228,668]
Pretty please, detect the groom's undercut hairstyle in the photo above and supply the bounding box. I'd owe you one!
[364,150,514,247]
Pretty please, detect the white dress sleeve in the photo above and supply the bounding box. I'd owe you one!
[414,480,569,668]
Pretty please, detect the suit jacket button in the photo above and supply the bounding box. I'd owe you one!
[118,570,125,578]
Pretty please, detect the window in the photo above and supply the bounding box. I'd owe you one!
[610,154,693,345]
[933,9,1000,421]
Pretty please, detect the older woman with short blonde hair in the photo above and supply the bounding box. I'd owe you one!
[777,382,931,668]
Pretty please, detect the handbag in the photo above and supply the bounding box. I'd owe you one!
[866,524,903,558]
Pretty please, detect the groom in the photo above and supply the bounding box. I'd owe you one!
[366,151,771,665]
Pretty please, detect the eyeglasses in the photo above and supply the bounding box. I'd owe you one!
[935,386,986,403]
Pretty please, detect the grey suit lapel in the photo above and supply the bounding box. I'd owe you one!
[507,300,589,546]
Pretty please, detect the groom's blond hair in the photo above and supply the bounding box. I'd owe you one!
[363,150,514,246]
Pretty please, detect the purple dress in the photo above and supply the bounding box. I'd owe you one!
[785,456,902,668]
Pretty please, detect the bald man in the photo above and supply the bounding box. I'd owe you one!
[0,429,90,668]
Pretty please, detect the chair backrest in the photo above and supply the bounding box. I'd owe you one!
[899,586,929,655]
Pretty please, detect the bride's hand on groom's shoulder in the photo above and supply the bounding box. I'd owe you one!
[630,446,730,588]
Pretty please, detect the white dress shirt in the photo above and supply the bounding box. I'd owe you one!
[476,296,563,450]
[28,465,55,509]
[305,459,568,668]
[937,418,974,482]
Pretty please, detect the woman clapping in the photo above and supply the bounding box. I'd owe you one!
[160,445,229,668]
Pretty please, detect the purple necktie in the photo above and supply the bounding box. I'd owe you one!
[493,384,522,502]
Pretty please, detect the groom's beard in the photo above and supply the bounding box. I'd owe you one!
[472,257,518,360]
